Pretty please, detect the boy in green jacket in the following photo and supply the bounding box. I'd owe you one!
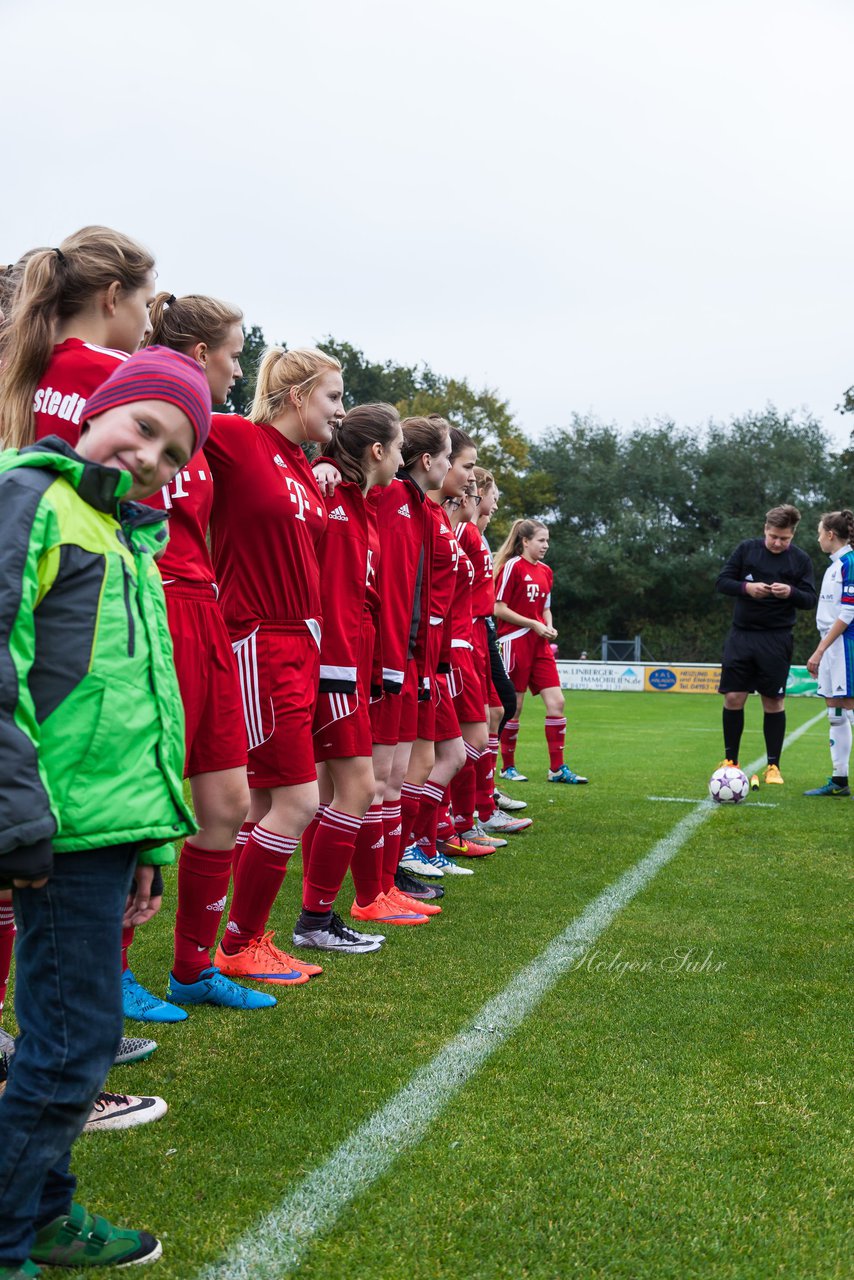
[0,346,211,1277]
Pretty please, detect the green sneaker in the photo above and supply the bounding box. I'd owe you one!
[803,778,851,797]
[29,1202,161,1268]
[0,1260,41,1278]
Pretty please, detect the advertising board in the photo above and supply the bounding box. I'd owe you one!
[554,662,818,695]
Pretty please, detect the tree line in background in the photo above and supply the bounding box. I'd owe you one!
[228,325,854,662]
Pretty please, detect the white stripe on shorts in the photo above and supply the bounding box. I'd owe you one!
[232,629,265,750]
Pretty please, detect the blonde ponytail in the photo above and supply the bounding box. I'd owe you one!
[0,225,153,448]
[250,346,341,425]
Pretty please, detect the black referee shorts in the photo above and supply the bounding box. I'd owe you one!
[719,627,793,698]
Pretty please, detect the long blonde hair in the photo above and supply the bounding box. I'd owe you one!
[493,518,547,577]
[0,225,154,448]
[250,346,341,425]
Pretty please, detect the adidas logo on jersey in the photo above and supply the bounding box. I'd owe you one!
[397,503,411,518]
[273,454,288,468]
[206,895,227,913]
[524,573,533,581]
[329,505,349,521]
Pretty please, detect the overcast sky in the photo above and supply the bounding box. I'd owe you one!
[5,0,854,447]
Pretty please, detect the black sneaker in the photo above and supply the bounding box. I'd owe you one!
[293,911,384,953]
[394,868,445,900]
[114,1036,157,1066]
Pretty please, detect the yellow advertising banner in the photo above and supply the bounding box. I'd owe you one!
[643,665,721,694]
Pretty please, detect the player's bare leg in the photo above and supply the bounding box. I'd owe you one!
[190,767,250,851]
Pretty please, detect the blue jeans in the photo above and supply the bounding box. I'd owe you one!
[0,844,138,1267]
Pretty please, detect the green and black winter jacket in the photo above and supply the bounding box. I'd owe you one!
[0,438,196,883]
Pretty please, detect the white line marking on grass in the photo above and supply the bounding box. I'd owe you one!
[648,795,707,803]
[198,709,826,1280]
[648,796,778,807]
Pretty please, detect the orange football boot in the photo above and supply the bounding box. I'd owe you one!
[385,885,442,916]
[350,892,428,925]
[214,931,311,984]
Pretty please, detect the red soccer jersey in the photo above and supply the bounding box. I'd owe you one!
[365,507,381,620]
[425,497,462,676]
[449,546,475,645]
[145,452,215,585]
[495,556,553,635]
[426,498,461,621]
[313,479,381,694]
[370,475,431,691]
[34,339,129,444]
[205,414,327,636]
[458,521,495,617]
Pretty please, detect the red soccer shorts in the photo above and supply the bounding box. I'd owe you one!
[164,583,248,778]
[499,630,560,696]
[433,674,462,742]
[471,619,491,705]
[313,618,374,761]
[371,659,419,747]
[415,679,437,741]
[450,645,487,725]
[414,620,446,741]
[231,623,320,788]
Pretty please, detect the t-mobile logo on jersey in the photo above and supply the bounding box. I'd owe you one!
[526,583,539,602]
[160,466,209,508]
[366,548,376,588]
[285,475,312,522]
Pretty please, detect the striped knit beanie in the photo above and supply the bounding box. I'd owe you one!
[83,345,212,452]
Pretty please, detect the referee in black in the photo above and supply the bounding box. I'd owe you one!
[715,504,817,785]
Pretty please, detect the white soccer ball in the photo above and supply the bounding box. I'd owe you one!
[709,766,750,804]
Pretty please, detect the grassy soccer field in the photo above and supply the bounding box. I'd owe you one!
[36,692,852,1279]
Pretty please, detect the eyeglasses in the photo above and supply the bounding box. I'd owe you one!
[470,493,482,506]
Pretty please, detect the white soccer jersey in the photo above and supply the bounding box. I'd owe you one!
[816,548,854,636]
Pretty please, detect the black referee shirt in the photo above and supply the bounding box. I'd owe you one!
[715,538,817,630]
